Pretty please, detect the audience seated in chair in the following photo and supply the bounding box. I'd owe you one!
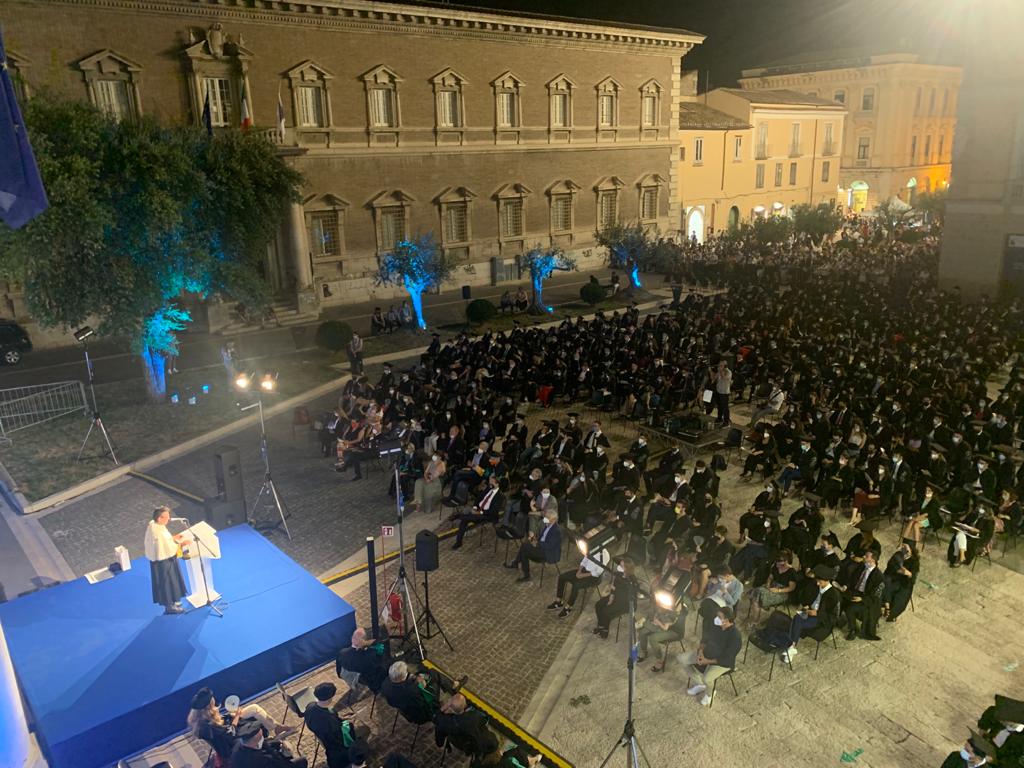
[677,605,741,707]
[302,683,370,768]
[336,627,390,694]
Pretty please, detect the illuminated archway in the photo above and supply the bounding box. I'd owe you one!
[850,181,869,213]
[686,208,705,243]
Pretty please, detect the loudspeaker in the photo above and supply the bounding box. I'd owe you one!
[213,446,244,502]
[461,285,472,300]
[204,497,246,530]
[415,529,439,572]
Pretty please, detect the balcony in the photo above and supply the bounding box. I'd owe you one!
[854,158,870,167]
[755,143,769,160]
[822,142,836,156]
[789,144,801,158]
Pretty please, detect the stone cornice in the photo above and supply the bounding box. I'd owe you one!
[20,0,703,55]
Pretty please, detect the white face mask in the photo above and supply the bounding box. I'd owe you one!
[254,735,265,750]
[432,455,439,462]
[615,564,625,573]
[624,462,633,469]
[541,491,550,499]
[674,476,683,484]
[713,616,724,627]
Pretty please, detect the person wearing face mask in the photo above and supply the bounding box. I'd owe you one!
[688,460,717,498]
[414,452,447,518]
[779,564,841,664]
[677,606,741,706]
[529,486,559,533]
[777,437,818,495]
[881,541,918,622]
[582,421,610,452]
[450,474,506,549]
[644,471,690,533]
[746,549,797,624]
[608,454,641,499]
[584,445,609,488]
[940,732,997,768]
[739,429,776,481]
[230,718,307,768]
[505,508,561,583]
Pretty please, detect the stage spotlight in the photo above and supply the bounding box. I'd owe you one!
[73,326,95,343]
[234,372,252,390]
[259,372,278,392]
[654,570,685,609]
[577,525,617,557]
[654,590,676,609]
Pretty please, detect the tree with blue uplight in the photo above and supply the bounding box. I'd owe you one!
[595,223,656,289]
[0,96,302,400]
[518,245,576,313]
[375,233,455,330]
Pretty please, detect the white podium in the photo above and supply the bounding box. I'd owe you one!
[180,521,222,609]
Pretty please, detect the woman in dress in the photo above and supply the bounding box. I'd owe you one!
[145,506,187,615]
[186,687,294,767]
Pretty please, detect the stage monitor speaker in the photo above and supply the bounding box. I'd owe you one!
[214,446,245,502]
[461,285,471,300]
[204,497,246,530]
[415,529,439,572]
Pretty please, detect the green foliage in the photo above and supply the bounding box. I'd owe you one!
[875,198,912,235]
[914,189,947,223]
[594,223,655,270]
[580,282,606,306]
[314,320,354,353]
[724,215,794,247]
[791,203,843,244]
[465,298,497,324]
[0,95,302,367]
[897,229,927,244]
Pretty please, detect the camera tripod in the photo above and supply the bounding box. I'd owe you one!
[241,398,291,540]
[76,342,119,465]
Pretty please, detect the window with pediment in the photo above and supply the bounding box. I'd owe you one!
[493,71,523,129]
[304,193,348,262]
[362,65,401,129]
[370,190,414,254]
[596,77,620,128]
[640,79,662,128]
[547,74,575,130]
[77,49,143,123]
[287,61,333,129]
[432,69,467,129]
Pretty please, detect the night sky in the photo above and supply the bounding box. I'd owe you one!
[395,0,968,85]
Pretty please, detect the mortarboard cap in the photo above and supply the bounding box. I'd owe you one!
[812,564,836,580]
[236,718,265,739]
[994,694,1024,725]
[190,687,214,710]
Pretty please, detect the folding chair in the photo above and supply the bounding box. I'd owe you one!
[337,668,378,718]
[686,667,739,708]
[275,682,317,754]
[741,633,793,682]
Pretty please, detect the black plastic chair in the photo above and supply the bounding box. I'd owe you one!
[741,633,793,682]
[686,667,739,707]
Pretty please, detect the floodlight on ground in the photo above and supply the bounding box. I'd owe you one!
[654,590,676,609]
[576,525,617,557]
[234,372,252,390]
[654,570,685,609]
[259,372,278,392]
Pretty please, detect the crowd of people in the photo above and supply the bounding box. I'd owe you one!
[186,626,543,768]
[305,219,1024,757]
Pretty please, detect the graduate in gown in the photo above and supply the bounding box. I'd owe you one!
[145,506,187,614]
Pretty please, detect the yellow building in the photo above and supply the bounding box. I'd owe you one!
[676,85,845,240]
[739,52,961,213]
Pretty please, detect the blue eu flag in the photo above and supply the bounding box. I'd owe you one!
[0,29,48,230]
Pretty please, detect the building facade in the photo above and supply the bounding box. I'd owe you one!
[2,0,702,324]
[739,53,960,213]
[676,84,846,241]
[939,6,1024,298]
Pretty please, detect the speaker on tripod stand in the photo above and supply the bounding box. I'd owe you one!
[414,530,450,648]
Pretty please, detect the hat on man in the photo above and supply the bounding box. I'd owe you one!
[994,694,1024,725]
[824,531,841,548]
[968,730,997,758]
[314,682,337,702]
[236,719,265,740]
[190,687,214,710]
[812,564,836,580]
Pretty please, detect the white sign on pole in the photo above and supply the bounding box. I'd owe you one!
[381,526,395,538]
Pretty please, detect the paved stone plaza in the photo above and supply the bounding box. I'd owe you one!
[17,362,1024,768]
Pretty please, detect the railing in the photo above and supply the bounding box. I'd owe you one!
[755,143,770,160]
[789,144,802,157]
[0,381,89,445]
[854,158,870,167]
[822,142,835,156]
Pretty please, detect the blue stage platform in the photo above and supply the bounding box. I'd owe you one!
[0,525,356,768]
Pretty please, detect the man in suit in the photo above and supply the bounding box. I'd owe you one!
[381,661,438,725]
[303,683,369,768]
[840,549,884,641]
[230,719,307,768]
[781,564,841,663]
[432,694,498,758]
[451,475,505,549]
[336,627,390,694]
[644,471,690,532]
[506,509,561,583]
[582,420,610,452]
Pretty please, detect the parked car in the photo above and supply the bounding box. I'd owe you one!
[0,320,32,365]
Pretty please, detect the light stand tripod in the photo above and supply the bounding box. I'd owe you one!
[416,565,453,651]
[380,458,426,661]
[240,397,291,540]
[75,339,119,465]
[176,515,226,618]
[598,579,651,768]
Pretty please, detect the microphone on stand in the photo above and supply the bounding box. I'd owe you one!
[170,517,190,524]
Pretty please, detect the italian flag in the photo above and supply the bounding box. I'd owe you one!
[240,82,252,130]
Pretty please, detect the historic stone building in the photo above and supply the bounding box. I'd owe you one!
[2,0,703,324]
[739,52,960,213]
